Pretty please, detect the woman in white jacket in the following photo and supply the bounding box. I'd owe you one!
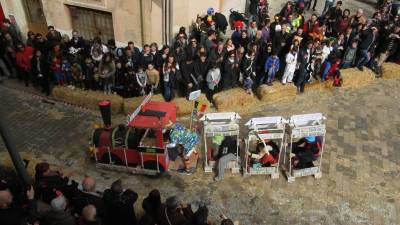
[281,47,298,84]
[206,62,221,105]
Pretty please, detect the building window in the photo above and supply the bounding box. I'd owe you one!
[68,6,114,42]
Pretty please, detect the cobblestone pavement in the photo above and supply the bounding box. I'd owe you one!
[1,78,400,225]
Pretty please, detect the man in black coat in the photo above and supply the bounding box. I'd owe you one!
[0,180,38,225]
[356,26,379,71]
[180,55,198,96]
[193,54,209,91]
[103,180,138,225]
[72,176,104,218]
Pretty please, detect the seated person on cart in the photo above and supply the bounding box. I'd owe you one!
[214,136,238,182]
[250,140,279,168]
[291,136,321,169]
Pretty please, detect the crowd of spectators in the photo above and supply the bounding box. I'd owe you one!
[0,0,399,102]
[0,162,236,225]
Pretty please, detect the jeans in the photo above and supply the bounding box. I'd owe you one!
[308,0,318,10]
[216,153,236,179]
[103,82,113,94]
[267,69,276,83]
[341,61,353,69]
[322,0,334,15]
[0,58,11,77]
[357,49,370,68]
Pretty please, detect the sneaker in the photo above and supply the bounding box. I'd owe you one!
[267,82,273,86]
[213,176,222,182]
[357,66,364,71]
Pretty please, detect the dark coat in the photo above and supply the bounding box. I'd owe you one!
[359,29,378,50]
[193,59,209,83]
[156,204,194,225]
[42,209,77,225]
[180,62,196,85]
[103,189,138,225]
[0,200,37,225]
[72,191,105,217]
[222,58,240,89]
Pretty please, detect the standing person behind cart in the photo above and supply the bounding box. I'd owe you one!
[291,136,321,169]
[214,136,238,181]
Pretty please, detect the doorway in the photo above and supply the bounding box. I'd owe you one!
[22,0,48,34]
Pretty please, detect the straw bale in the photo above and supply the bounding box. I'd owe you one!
[52,86,124,114]
[173,94,210,116]
[339,67,375,89]
[213,88,259,112]
[257,83,297,103]
[304,80,333,92]
[123,94,164,114]
[381,63,400,80]
[123,94,210,116]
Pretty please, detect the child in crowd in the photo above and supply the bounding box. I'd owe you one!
[332,70,343,87]
[71,61,83,89]
[61,58,73,87]
[264,52,280,86]
[243,75,254,95]
[341,41,358,69]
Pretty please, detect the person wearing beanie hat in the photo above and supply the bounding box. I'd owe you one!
[156,195,194,225]
[43,194,76,225]
[103,179,138,225]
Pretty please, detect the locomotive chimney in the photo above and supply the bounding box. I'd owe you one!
[98,100,112,128]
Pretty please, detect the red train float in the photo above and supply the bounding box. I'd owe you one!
[89,94,189,176]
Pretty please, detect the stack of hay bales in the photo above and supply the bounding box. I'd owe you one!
[213,88,259,112]
[257,83,297,103]
[52,86,123,114]
[123,94,164,114]
[173,94,210,116]
[381,63,400,80]
[123,94,210,116]
[338,67,375,89]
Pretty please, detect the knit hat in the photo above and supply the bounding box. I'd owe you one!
[51,194,67,211]
[166,196,181,209]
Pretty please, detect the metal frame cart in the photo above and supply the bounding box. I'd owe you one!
[243,117,286,179]
[200,112,241,173]
[283,113,326,182]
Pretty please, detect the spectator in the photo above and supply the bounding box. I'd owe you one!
[341,41,358,69]
[99,53,115,95]
[206,62,221,104]
[43,194,77,225]
[103,179,138,225]
[222,51,240,89]
[375,24,400,76]
[78,205,101,225]
[2,18,22,43]
[136,66,150,96]
[263,51,280,86]
[180,55,197,96]
[34,162,78,204]
[31,49,50,95]
[15,43,34,87]
[72,176,104,217]
[0,181,37,225]
[142,189,161,218]
[282,46,298,84]
[146,62,160,92]
[357,26,379,71]
[46,25,62,45]
[162,55,179,101]
[194,53,209,91]
[156,196,194,225]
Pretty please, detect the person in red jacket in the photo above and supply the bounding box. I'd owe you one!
[303,14,320,40]
[15,43,34,86]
